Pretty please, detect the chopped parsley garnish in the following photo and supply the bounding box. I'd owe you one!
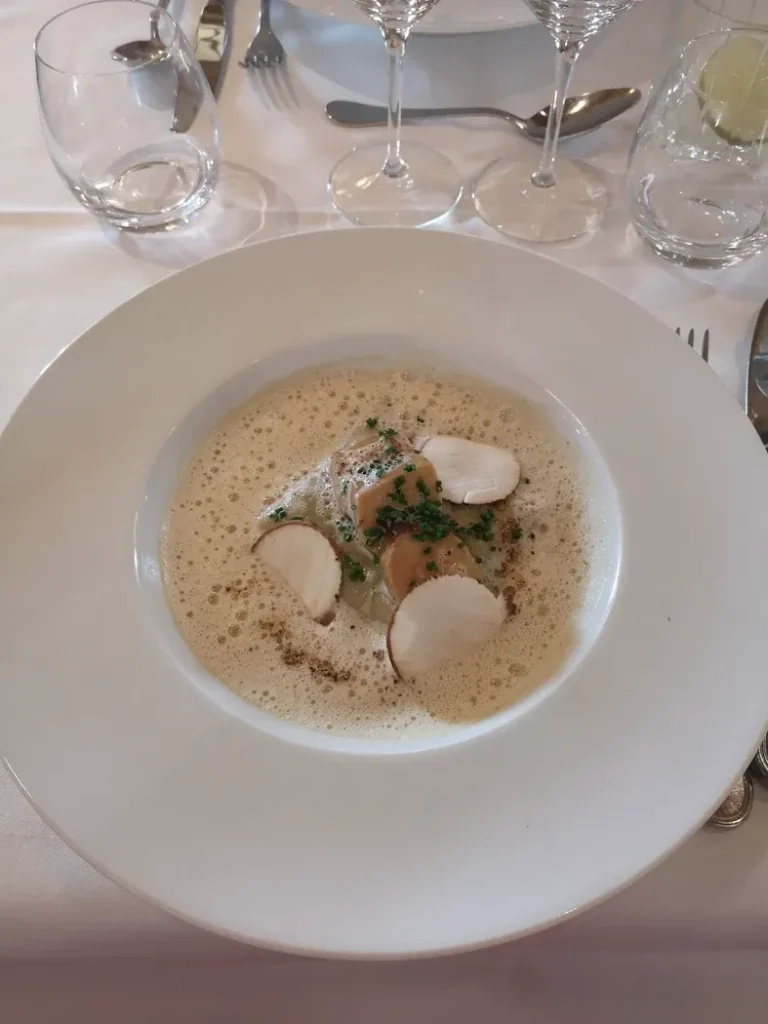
[512,527,523,541]
[426,561,438,572]
[366,417,379,429]
[372,555,380,566]
[364,526,385,546]
[461,508,496,543]
[269,506,287,522]
[337,518,355,543]
[341,480,349,495]
[343,555,366,583]
[386,445,399,457]
[416,479,430,498]
[404,463,415,473]
[379,427,398,439]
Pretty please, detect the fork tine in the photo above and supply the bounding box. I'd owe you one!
[273,63,298,108]
[701,328,710,363]
[687,329,695,349]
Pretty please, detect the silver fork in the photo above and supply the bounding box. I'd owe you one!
[240,0,285,69]
[676,326,710,363]
[677,325,754,829]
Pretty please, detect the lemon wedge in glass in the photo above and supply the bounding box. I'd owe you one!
[699,35,768,145]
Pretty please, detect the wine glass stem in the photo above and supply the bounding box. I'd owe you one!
[531,41,582,189]
[382,27,407,178]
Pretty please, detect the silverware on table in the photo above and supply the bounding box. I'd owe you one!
[750,736,768,780]
[240,0,285,69]
[746,295,768,446]
[326,87,642,142]
[677,326,754,830]
[745,299,768,787]
[112,0,171,64]
[173,0,231,133]
[707,774,755,830]
[676,325,710,362]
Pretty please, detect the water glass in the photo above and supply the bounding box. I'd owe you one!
[473,0,643,243]
[329,1,462,227]
[35,1,221,231]
[627,29,768,268]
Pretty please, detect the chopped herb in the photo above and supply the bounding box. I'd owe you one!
[341,480,349,495]
[364,526,384,545]
[366,417,379,429]
[269,506,287,522]
[343,555,366,583]
[423,546,432,555]
[404,463,415,473]
[386,445,399,457]
[372,555,380,566]
[416,479,430,498]
[290,515,303,521]
[512,527,523,541]
[426,561,438,572]
[379,427,398,439]
[409,579,417,590]
[394,474,406,487]
[337,518,355,543]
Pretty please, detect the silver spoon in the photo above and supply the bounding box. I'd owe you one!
[326,87,642,142]
[112,0,172,64]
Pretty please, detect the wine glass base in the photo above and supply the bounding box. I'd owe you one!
[329,142,462,228]
[473,155,608,243]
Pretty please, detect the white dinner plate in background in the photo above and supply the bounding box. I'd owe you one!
[283,0,537,34]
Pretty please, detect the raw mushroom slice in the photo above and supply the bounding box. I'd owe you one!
[381,531,480,604]
[415,435,521,504]
[387,576,507,678]
[252,523,342,625]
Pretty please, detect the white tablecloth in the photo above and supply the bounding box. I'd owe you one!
[4,0,768,1017]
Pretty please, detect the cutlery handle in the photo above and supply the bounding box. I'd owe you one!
[747,296,768,446]
[326,100,506,128]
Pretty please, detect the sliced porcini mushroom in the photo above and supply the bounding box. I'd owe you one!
[380,531,480,604]
[416,436,521,505]
[354,455,439,536]
[387,576,506,678]
[252,523,342,625]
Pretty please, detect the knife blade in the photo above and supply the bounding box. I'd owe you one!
[746,296,768,448]
[173,0,230,133]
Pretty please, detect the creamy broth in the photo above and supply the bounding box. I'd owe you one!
[161,365,598,739]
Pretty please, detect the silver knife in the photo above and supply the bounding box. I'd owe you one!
[746,296,768,447]
[173,0,230,133]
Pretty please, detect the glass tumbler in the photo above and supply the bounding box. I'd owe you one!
[627,29,768,268]
[35,0,221,231]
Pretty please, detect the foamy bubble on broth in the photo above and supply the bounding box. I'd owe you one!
[161,365,602,739]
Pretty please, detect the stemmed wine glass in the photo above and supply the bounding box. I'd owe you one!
[329,1,462,226]
[473,0,643,242]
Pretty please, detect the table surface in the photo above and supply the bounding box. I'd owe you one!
[4,0,768,1002]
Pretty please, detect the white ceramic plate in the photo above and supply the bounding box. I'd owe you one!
[2,229,768,958]
[283,0,536,35]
